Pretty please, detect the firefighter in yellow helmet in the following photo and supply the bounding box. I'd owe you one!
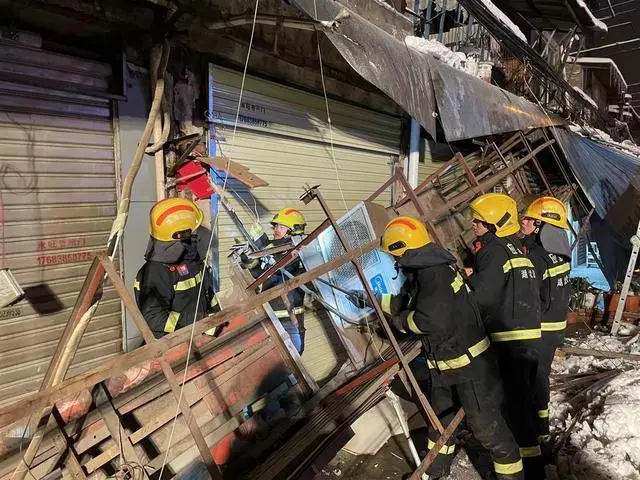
[245,207,307,353]
[134,198,220,339]
[521,197,571,454]
[348,216,524,480]
[468,193,544,479]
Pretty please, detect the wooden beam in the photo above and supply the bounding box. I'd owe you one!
[0,238,379,429]
[12,257,106,480]
[560,346,640,362]
[408,408,465,480]
[98,254,222,479]
[97,384,149,479]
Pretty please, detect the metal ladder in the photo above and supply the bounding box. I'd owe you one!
[611,219,640,336]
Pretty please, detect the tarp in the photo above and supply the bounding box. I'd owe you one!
[553,127,640,285]
[292,0,564,141]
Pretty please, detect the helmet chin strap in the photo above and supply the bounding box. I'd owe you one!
[533,220,542,235]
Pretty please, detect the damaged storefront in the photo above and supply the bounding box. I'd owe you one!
[1,0,639,478]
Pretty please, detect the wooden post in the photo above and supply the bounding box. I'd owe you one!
[307,186,444,433]
[97,254,222,480]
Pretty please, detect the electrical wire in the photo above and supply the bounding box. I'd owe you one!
[157,2,259,475]
[312,0,385,362]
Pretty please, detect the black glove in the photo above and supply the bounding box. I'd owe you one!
[389,314,407,334]
[346,290,371,309]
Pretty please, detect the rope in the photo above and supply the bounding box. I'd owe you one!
[312,0,385,361]
[157,2,259,475]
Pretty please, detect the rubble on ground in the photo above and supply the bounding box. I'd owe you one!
[550,333,640,479]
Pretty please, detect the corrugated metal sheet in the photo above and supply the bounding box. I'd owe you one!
[0,40,121,407]
[553,128,640,220]
[209,65,400,382]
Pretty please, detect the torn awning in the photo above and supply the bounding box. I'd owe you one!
[291,0,564,141]
[553,127,640,285]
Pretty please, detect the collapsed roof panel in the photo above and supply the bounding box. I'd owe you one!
[291,0,564,141]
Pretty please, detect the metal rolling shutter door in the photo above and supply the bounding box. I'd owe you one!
[209,66,401,383]
[0,41,122,406]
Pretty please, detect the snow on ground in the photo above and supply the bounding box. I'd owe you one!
[573,87,598,109]
[405,36,467,70]
[479,0,527,42]
[550,333,640,479]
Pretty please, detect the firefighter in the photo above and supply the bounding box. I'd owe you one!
[467,193,544,479]
[520,197,571,450]
[245,208,308,354]
[134,197,220,339]
[348,216,524,480]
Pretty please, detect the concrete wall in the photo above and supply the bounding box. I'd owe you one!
[116,64,155,350]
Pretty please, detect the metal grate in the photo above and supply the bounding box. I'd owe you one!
[320,204,381,285]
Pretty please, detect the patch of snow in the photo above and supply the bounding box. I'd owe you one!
[573,87,598,109]
[479,0,527,42]
[568,123,640,158]
[550,333,640,479]
[405,36,467,70]
[572,0,609,34]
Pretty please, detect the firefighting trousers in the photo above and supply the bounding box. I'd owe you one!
[493,339,545,480]
[426,367,523,479]
[533,330,564,441]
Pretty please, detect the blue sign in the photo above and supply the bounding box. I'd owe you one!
[370,274,388,296]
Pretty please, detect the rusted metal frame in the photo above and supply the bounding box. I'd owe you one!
[247,244,292,259]
[509,153,531,195]
[1,240,380,430]
[408,408,466,480]
[332,359,397,397]
[96,383,149,479]
[12,257,107,480]
[306,186,445,433]
[50,407,88,480]
[478,133,523,167]
[96,254,222,480]
[519,131,553,193]
[366,168,402,202]
[395,170,444,247]
[248,218,331,291]
[396,156,461,207]
[455,152,484,195]
[492,142,527,195]
[426,139,556,222]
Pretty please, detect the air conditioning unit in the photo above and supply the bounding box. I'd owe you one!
[298,201,405,324]
[609,105,620,114]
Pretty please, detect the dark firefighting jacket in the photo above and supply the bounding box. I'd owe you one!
[134,239,219,339]
[381,243,490,379]
[249,237,306,323]
[468,232,541,343]
[522,236,570,333]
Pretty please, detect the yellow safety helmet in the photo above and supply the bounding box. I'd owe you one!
[523,196,569,229]
[380,216,431,256]
[271,208,306,235]
[470,193,520,238]
[150,197,204,241]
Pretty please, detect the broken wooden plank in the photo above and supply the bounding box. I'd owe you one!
[201,156,269,189]
[559,346,640,362]
[0,238,379,429]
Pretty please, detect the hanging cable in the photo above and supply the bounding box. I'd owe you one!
[157,2,260,476]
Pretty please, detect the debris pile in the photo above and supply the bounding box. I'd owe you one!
[550,333,640,479]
